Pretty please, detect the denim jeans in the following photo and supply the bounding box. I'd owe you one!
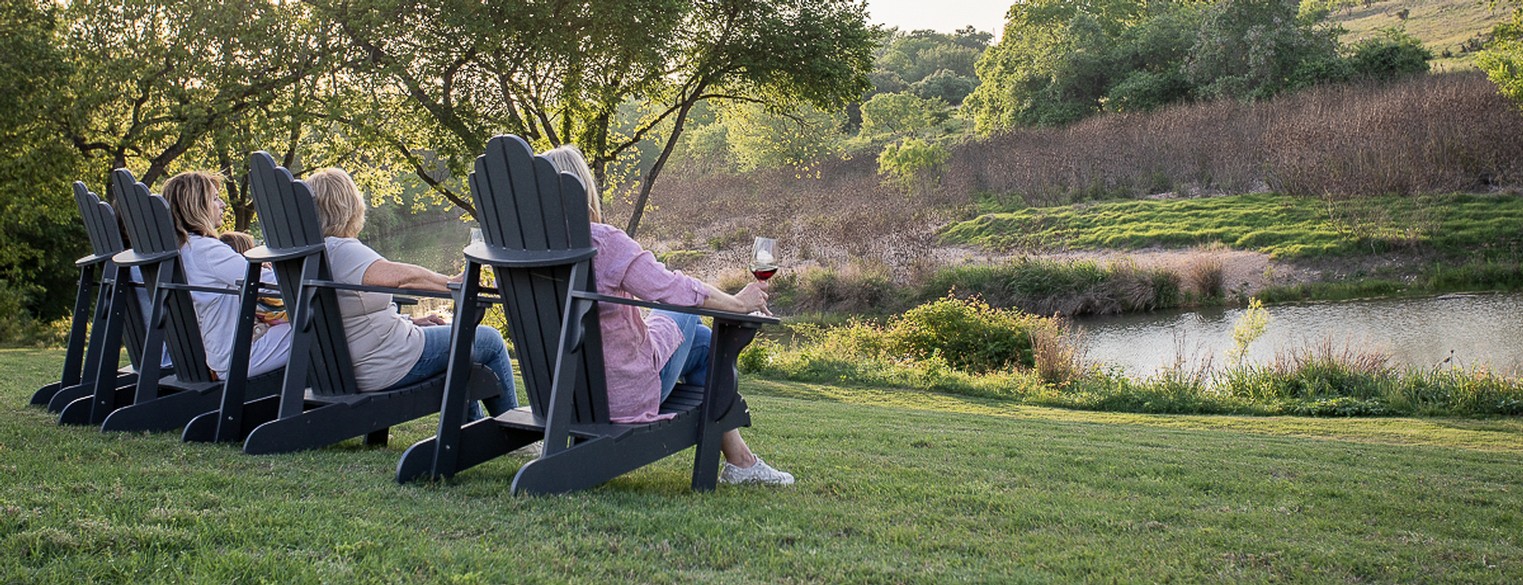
[654,310,711,403]
[391,324,518,420]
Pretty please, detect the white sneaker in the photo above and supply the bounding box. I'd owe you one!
[720,457,795,486]
[514,441,543,459]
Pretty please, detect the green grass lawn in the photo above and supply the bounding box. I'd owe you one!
[943,192,1523,259]
[4,348,1523,583]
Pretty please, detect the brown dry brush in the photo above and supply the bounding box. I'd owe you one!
[607,72,1523,286]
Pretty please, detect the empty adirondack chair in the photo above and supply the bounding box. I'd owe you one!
[36,182,148,413]
[58,170,282,431]
[395,135,777,494]
[219,152,498,455]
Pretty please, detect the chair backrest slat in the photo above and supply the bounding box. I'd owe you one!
[110,170,213,384]
[247,152,358,396]
[73,182,145,369]
[472,135,609,424]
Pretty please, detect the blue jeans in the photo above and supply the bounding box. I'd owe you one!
[392,324,518,420]
[655,310,711,403]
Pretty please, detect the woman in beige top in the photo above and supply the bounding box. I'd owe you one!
[305,169,514,419]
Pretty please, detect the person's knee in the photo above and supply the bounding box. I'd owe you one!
[472,325,507,359]
[693,324,712,351]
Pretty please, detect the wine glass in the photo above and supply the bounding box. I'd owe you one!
[750,237,778,281]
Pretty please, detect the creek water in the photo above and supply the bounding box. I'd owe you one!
[1074,292,1523,376]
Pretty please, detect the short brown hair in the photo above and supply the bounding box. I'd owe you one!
[162,171,225,245]
[219,231,256,254]
[306,168,367,238]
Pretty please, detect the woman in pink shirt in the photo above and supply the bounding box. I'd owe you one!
[543,145,794,486]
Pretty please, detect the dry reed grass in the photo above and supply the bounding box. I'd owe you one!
[608,72,1522,288]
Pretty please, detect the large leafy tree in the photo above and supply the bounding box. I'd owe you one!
[965,0,1349,135]
[52,0,338,189]
[0,0,81,323]
[323,0,876,236]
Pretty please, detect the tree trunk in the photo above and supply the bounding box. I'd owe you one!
[625,102,695,238]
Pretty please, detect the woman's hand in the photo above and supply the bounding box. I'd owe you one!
[411,314,447,327]
[734,281,771,315]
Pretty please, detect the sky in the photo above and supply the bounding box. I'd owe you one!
[865,0,1010,38]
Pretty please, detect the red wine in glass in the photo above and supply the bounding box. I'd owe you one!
[751,237,778,282]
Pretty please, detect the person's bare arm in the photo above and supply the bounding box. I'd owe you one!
[700,281,770,314]
[360,259,451,292]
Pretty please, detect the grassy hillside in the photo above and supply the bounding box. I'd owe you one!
[940,192,1523,258]
[6,349,1523,582]
[1327,0,1507,69]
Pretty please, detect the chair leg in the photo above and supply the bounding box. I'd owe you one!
[691,425,725,492]
[364,428,390,447]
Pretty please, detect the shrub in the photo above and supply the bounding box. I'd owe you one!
[885,295,1050,374]
[877,137,950,193]
[771,262,897,315]
[1346,28,1431,82]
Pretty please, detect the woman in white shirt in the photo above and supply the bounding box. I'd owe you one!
[161,172,291,379]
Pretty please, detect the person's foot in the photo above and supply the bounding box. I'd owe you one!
[720,457,795,486]
[514,441,543,459]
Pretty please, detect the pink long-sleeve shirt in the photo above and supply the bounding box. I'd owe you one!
[590,222,710,423]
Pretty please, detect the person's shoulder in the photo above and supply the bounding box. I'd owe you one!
[187,234,233,255]
[589,222,621,239]
[325,235,381,262]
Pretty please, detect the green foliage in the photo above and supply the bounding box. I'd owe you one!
[859,93,949,138]
[1185,0,1345,100]
[965,0,1398,133]
[1479,14,1523,104]
[876,137,949,192]
[1346,28,1432,81]
[908,69,978,105]
[888,296,1050,373]
[872,27,990,90]
[1227,298,1270,364]
[720,102,846,173]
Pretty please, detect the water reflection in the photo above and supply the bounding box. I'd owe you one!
[1075,292,1523,376]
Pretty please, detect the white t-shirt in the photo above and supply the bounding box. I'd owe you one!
[180,235,292,378]
[324,236,425,391]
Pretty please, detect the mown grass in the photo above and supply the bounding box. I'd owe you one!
[942,192,1523,259]
[6,348,1523,582]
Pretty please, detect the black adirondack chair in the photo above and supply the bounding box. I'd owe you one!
[58,170,282,431]
[213,152,498,455]
[34,183,147,413]
[395,135,777,494]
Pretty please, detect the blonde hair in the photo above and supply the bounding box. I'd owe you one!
[162,171,225,245]
[218,231,256,254]
[306,168,367,238]
[541,144,602,223]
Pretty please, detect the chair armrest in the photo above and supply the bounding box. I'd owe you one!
[300,279,455,300]
[569,291,779,326]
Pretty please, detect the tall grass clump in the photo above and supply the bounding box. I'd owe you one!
[740,295,1083,398]
[767,262,898,315]
[916,258,1182,316]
